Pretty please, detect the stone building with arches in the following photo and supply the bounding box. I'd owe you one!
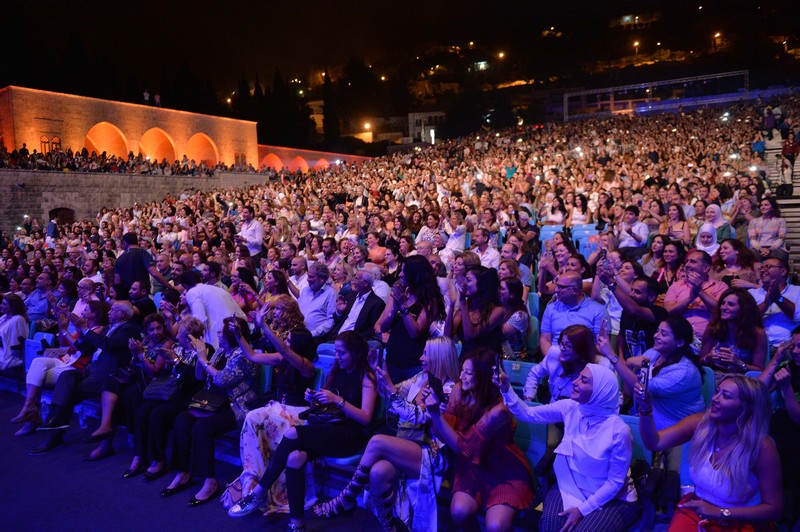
[0,86,258,167]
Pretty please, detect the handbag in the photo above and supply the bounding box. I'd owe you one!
[188,388,228,414]
[298,402,346,425]
[143,373,183,401]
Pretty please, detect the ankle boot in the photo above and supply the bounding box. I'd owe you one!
[313,464,371,518]
[374,488,397,532]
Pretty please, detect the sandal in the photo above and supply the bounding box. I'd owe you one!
[312,496,355,519]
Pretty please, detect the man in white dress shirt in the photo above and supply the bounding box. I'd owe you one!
[235,205,264,261]
[181,271,246,348]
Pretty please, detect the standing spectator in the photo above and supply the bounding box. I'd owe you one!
[114,233,170,293]
[181,271,246,349]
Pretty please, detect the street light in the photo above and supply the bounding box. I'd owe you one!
[634,41,640,58]
[364,122,371,130]
[498,52,505,59]
[712,32,721,51]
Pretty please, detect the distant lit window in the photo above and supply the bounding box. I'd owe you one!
[475,61,489,71]
[40,135,51,154]
[52,137,61,151]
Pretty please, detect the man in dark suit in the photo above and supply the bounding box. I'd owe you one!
[31,301,142,455]
[318,269,385,355]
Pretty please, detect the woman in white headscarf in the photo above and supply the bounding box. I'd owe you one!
[494,363,639,532]
[695,222,720,257]
[704,203,732,243]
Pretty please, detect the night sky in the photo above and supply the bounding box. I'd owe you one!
[5,0,544,89]
[4,0,797,100]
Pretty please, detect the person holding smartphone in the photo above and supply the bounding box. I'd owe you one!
[494,362,640,532]
[312,337,460,531]
[598,316,704,474]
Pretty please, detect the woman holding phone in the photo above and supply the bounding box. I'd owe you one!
[638,375,783,530]
[312,337,460,531]
[598,316,704,472]
[424,349,534,532]
[494,363,640,532]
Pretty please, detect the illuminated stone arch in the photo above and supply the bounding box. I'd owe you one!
[313,158,330,170]
[260,153,284,171]
[288,156,309,173]
[185,132,219,166]
[138,127,177,163]
[84,121,129,158]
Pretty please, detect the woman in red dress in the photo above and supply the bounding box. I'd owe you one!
[425,348,534,531]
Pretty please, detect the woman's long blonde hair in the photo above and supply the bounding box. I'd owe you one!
[688,375,771,497]
[424,337,460,384]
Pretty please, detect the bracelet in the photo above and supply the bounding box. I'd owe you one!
[337,396,346,409]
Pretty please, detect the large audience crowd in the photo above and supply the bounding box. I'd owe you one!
[2,92,800,532]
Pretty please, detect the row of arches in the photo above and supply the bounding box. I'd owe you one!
[259,153,333,173]
[83,122,219,166]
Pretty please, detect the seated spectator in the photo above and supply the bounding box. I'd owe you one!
[122,317,205,480]
[85,313,175,461]
[639,375,783,530]
[453,266,504,358]
[496,363,640,532]
[471,228,500,270]
[525,324,612,405]
[759,328,800,515]
[128,279,156,326]
[749,257,800,351]
[694,222,720,258]
[320,268,385,346]
[499,278,530,360]
[659,204,692,247]
[704,203,732,243]
[699,289,767,374]
[161,316,258,506]
[225,302,317,514]
[539,271,606,358]
[313,337,460,530]
[710,238,759,288]
[664,250,728,339]
[25,271,55,323]
[0,294,28,370]
[641,234,669,277]
[296,262,337,340]
[228,331,378,531]
[614,206,649,261]
[425,349,534,532]
[600,316,705,473]
[30,301,141,455]
[749,196,788,261]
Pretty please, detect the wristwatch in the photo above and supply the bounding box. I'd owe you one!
[608,282,618,291]
[776,295,785,304]
[719,507,732,519]
[610,355,620,365]
[400,306,411,316]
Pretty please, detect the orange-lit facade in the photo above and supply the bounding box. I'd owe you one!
[0,86,258,166]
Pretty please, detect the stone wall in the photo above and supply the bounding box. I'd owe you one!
[0,170,267,233]
[0,86,258,167]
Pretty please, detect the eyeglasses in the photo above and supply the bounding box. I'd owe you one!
[760,264,784,270]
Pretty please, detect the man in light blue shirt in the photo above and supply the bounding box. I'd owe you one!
[297,262,337,339]
[540,271,607,356]
[25,272,55,322]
